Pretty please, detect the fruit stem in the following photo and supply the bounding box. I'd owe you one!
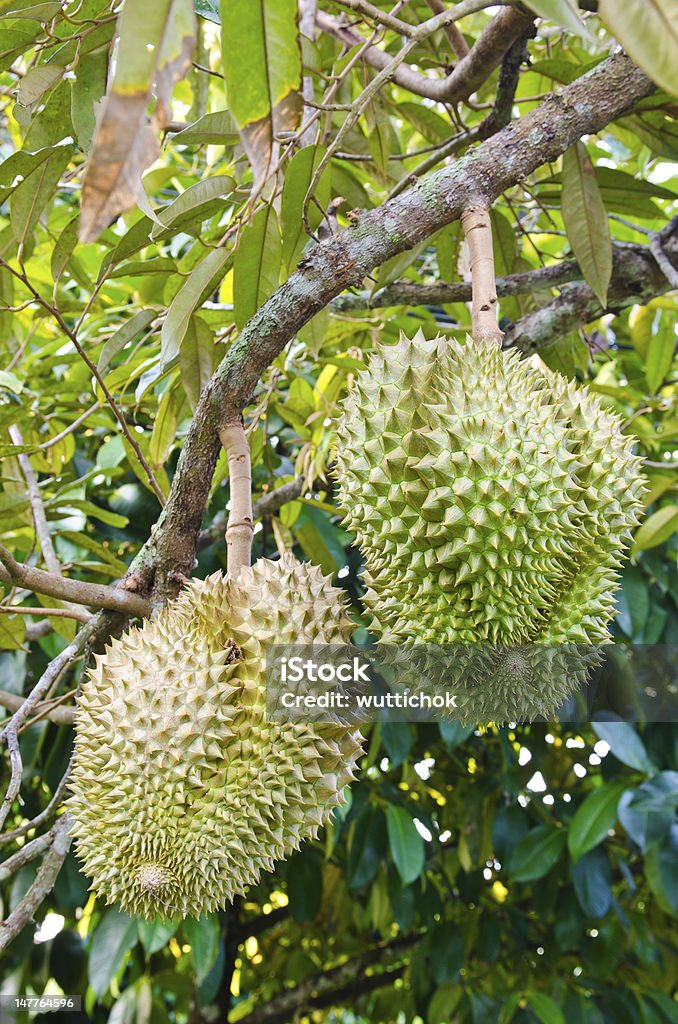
[461,205,504,344]
[219,421,253,579]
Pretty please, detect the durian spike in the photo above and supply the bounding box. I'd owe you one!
[461,205,504,346]
[219,420,253,578]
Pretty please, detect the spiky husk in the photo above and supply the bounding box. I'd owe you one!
[335,332,646,719]
[69,554,364,919]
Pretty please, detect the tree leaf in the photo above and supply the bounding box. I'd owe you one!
[508,826,566,882]
[632,506,678,554]
[521,0,592,40]
[645,316,676,393]
[221,0,302,188]
[161,247,229,364]
[386,805,425,885]
[180,315,215,411]
[149,388,177,468]
[10,144,72,248]
[79,0,196,241]
[70,42,109,151]
[98,309,157,375]
[138,917,181,956]
[18,63,63,107]
[591,721,654,773]
[561,142,612,307]
[183,915,219,983]
[88,908,138,997]
[280,145,329,273]
[645,830,678,913]
[150,175,235,238]
[571,847,612,918]
[527,992,566,1024]
[169,109,239,146]
[567,783,626,861]
[233,205,281,328]
[599,0,678,97]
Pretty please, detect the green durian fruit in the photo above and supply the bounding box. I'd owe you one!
[334,332,646,719]
[69,554,363,920]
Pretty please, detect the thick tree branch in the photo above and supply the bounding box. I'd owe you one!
[0,543,151,618]
[504,219,678,353]
[316,5,533,103]
[235,934,419,1024]
[140,51,654,593]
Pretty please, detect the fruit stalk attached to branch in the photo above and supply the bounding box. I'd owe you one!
[461,205,503,344]
[219,421,253,579]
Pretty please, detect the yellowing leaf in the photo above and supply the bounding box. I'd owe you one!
[562,142,612,307]
[599,0,678,97]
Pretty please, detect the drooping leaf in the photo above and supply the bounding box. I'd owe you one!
[149,388,177,468]
[180,315,215,411]
[508,826,567,882]
[221,0,302,188]
[79,0,196,241]
[632,506,678,554]
[571,847,612,918]
[280,145,330,273]
[561,142,612,307]
[88,908,138,997]
[567,783,626,861]
[599,0,678,96]
[591,721,655,773]
[150,175,235,238]
[386,805,425,885]
[521,0,592,40]
[161,247,229,364]
[9,144,72,249]
[183,915,220,983]
[645,316,676,393]
[98,309,157,375]
[233,205,281,328]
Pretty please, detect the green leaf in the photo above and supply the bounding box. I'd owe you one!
[645,833,678,913]
[0,443,38,457]
[592,721,655,773]
[221,0,301,127]
[184,915,219,983]
[18,63,63,106]
[633,506,678,554]
[508,826,566,882]
[571,847,612,918]
[180,315,215,411]
[618,772,678,850]
[161,247,229,364]
[599,0,678,96]
[280,145,330,273]
[88,908,138,997]
[521,0,592,39]
[386,805,425,885]
[233,205,281,328]
[286,851,323,922]
[10,144,72,248]
[645,316,676,393]
[138,917,181,955]
[527,992,566,1024]
[149,388,177,468]
[561,142,612,307]
[170,109,239,146]
[79,0,196,241]
[98,309,157,375]
[150,175,235,238]
[567,783,626,861]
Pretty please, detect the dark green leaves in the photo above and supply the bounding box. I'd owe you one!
[508,826,567,882]
[88,909,138,997]
[561,142,612,307]
[233,206,281,328]
[567,783,626,861]
[387,805,425,885]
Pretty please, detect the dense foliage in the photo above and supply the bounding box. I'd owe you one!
[0,1,677,1022]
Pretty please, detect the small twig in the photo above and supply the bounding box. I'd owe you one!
[0,827,54,883]
[37,401,101,450]
[461,205,503,343]
[8,425,62,577]
[0,543,151,618]
[0,813,72,953]
[330,0,415,35]
[0,688,75,725]
[219,423,253,580]
[0,764,71,846]
[0,728,22,832]
[0,605,92,623]
[0,258,166,508]
[425,0,470,58]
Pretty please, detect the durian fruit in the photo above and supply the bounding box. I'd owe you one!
[334,332,646,720]
[69,554,363,919]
